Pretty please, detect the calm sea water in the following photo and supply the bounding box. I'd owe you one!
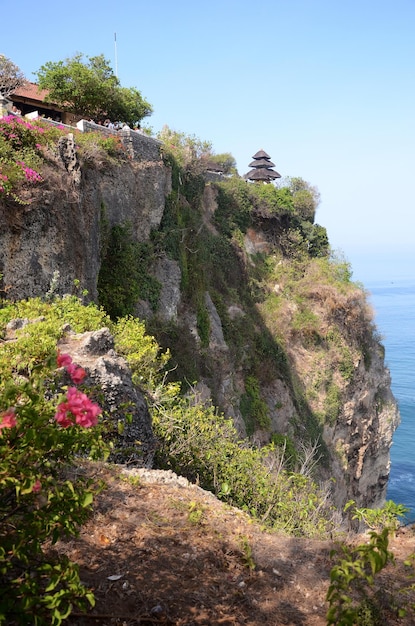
[366,278,415,521]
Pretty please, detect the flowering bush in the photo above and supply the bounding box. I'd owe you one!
[0,350,107,625]
[0,115,47,203]
[0,114,129,203]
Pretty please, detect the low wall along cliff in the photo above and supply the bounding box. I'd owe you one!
[76,119,163,162]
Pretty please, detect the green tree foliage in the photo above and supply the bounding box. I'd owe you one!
[286,176,321,222]
[215,175,329,258]
[35,54,152,125]
[207,152,237,174]
[327,529,394,625]
[157,125,212,173]
[0,55,27,98]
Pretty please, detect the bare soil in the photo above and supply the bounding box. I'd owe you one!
[51,463,415,625]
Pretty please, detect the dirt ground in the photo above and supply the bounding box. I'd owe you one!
[51,463,415,626]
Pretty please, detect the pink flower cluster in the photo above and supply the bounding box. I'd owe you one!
[32,479,42,493]
[0,407,42,492]
[55,386,101,428]
[55,352,101,428]
[16,161,43,183]
[57,351,86,384]
[0,115,44,133]
[0,408,17,433]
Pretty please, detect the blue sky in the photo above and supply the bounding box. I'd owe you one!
[3,0,414,284]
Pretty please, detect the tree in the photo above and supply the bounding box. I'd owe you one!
[0,55,27,98]
[288,176,321,223]
[157,125,213,172]
[35,53,153,125]
[207,152,237,174]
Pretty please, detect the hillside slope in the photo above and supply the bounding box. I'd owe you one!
[0,122,399,515]
[54,463,415,626]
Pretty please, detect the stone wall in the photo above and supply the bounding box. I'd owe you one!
[76,119,162,162]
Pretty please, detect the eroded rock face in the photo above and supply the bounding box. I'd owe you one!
[58,134,81,184]
[58,327,156,467]
[0,152,171,302]
[325,343,400,512]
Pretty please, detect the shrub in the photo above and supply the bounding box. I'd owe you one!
[270,434,298,470]
[327,529,394,625]
[98,224,161,319]
[75,130,127,163]
[152,390,334,538]
[0,116,129,205]
[0,116,46,203]
[215,178,254,235]
[345,499,409,533]
[196,302,210,348]
[0,351,107,625]
[239,375,270,434]
[113,315,170,389]
[157,125,212,173]
[0,296,110,392]
[324,381,342,425]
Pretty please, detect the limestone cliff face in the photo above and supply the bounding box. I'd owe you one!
[0,146,171,301]
[326,342,399,510]
[148,185,400,512]
[0,150,399,512]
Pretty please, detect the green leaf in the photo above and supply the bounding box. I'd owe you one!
[82,491,93,508]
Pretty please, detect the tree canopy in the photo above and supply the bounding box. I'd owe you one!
[35,54,153,125]
[0,55,27,99]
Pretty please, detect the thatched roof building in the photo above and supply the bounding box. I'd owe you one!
[244,149,281,183]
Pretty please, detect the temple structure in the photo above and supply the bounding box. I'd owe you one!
[10,83,75,124]
[244,149,281,183]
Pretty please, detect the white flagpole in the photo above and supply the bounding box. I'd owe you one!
[114,32,118,78]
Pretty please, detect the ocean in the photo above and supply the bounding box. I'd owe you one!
[366,277,415,522]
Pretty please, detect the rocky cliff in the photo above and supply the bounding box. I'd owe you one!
[0,139,399,514]
[0,136,170,302]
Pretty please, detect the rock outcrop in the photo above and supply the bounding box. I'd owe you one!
[57,327,156,467]
[0,151,171,302]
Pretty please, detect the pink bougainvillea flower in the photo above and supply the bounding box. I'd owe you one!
[57,351,86,383]
[32,479,42,493]
[0,408,17,432]
[66,362,86,384]
[55,387,101,429]
[54,406,73,428]
[75,400,101,428]
[57,351,73,368]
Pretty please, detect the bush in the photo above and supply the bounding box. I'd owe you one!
[0,116,46,203]
[98,224,161,319]
[0,296,111,392]
[0,351,107,625]
[113,315,170,389]
[239,375,270,434]
[345,499,409,533]
[152,390,334,538]
[0,116,127,205]
[327,529,394,625]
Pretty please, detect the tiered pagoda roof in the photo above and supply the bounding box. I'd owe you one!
[244,149,281,182]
